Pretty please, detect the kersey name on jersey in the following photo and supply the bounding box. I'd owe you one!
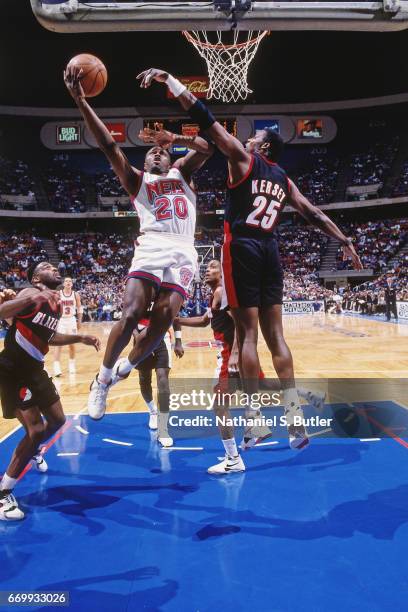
[251,179,286,203]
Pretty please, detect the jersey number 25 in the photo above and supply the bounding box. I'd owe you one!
[246,196,282,231]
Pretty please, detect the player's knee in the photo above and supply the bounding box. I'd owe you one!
[120,308,143,332]
[156,371,170,394]
[28,422,46,444]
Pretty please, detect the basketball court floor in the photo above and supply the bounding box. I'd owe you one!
[1,313,407,610]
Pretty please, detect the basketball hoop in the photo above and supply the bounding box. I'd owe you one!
[182,30,269,104]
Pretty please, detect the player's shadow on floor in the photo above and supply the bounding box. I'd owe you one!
[250,441,369,472]
[36,567,178,612]
[192,483,408,542]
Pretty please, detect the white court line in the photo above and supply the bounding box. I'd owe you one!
[309,427,333,438]
[360,438,381,442]
[0,424,22,444]
[256,441,280,447]
[164,446,204,451]
[103,438,133,447]
[73,405,89,421]
[57,452,80,456]
[75,425,89,435]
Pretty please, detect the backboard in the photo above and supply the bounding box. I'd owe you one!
[31,0,408,33]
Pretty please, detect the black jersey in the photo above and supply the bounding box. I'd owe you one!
[4,292,60,365]
[225,152,290,238]
[209,294,235,349]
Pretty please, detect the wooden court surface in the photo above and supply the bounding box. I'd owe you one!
[1,313,407,439]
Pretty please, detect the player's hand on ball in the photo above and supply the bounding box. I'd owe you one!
[342,242,363,270]
[137,68,169,89]
[138,126,175,149]
[80,335,101,351]
[64,65,85,101]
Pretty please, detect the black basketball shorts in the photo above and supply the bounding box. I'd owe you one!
[0,352,60,419]
[136,337,171,372]
[222,235,283,308]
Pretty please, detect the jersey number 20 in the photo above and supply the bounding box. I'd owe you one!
[155,196,188,221]
[246,196,282,231]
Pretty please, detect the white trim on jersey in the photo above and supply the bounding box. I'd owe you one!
[15,329,45,362]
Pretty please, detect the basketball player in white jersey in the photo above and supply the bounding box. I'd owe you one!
[53,277,83,376]
[64,65,214,419]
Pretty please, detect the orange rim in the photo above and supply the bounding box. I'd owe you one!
[182,30,269,50]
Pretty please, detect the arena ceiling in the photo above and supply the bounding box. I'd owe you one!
[1,1,408,107]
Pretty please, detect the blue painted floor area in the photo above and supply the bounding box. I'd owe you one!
[1,410,408,612]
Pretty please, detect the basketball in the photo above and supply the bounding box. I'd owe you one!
[66,53,107,97]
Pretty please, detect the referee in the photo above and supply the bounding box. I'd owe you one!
[385,272,398,322]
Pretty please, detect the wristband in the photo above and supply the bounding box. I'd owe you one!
[166,75,187,97]
[175,331,182,339]
[187,99,216,131]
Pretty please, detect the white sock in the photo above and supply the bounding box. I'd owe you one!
[0,473,17,492]
[69,359,75,367]
[146,400,158,414]
[54,361,61,370]
[282,387,302,425]
[117,358,134,377]
[222,438,239,458]
[158,412,170,437]
[98,365,113,385]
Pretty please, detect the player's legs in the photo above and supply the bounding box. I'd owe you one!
[231,306,260,396]
[88,278,155,420]
[117,289,184,374]
[259,304,309,450]
[155,367,173,447]
[101,278,155,374]
[68,343,76,373]
[53,346,62,377]
[138,367,159,430]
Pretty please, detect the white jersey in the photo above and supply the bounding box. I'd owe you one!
[130,167,196,240]
[60,290,77,319]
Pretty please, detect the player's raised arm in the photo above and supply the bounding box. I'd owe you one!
[137,68,250,181]
[64,66,140,197]
[0,288,59,320]
[288,179,363,270]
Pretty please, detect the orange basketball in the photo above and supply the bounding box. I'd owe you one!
[67,53,107,97]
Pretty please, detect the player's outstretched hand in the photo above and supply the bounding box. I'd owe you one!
[80,335,101,351]
[33,289,60,311]
[0,289,16,304]
[342,242,363,270]
[138,126,175,149]
[64,65,85,101]
[137,68,169,89]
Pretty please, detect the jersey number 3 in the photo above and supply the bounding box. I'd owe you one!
[155,196,188,221]
[246,196,282,231]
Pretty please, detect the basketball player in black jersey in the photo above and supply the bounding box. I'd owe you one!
[138,68,362,473]
[0,261,100,521]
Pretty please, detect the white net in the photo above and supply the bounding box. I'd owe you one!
[182,30,269,104]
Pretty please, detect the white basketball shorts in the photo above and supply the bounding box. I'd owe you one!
[127,232,198,299]
[57,317,78,335]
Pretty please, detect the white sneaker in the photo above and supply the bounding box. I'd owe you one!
[298,388,326,412]
[288,426,310,451]
[149,412,158,430]
[53,362,62,377]
[158,434,174,448]
[88,376,111,420]
[0,492,25,521]
[240,416,273,450]
[32,453,48,473]
[208,454,246,475]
